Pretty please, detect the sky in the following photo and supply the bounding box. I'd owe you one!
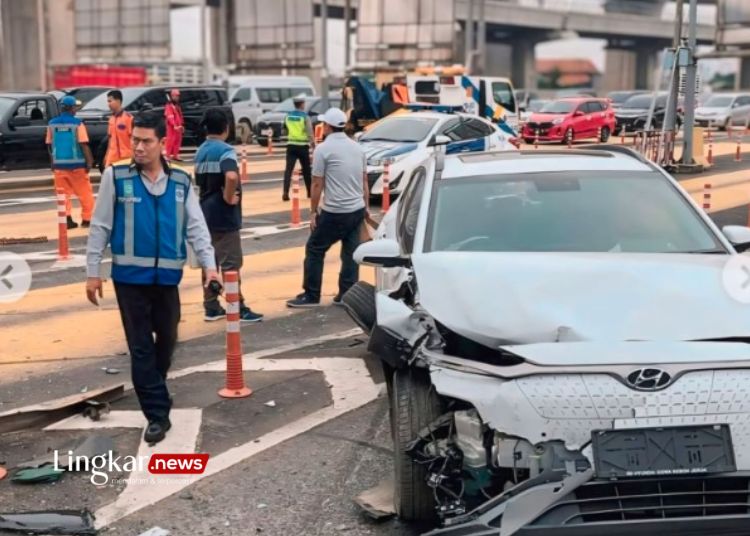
[171,3,738,79]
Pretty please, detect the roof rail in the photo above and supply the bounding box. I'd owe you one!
[404,103,463,113]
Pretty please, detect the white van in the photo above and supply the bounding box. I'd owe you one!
[406,74,518,130]
[229,76,316,135]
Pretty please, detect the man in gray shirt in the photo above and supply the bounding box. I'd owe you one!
[286,108,370,308]
[85,114,220,444]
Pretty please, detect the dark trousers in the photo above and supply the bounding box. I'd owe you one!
[114,282,180,423]
[303,209,365,301]
[202,229,246,310]
[283,144,312,197]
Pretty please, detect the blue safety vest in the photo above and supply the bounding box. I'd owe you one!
[49,113,86,169]
[110,163,191,286]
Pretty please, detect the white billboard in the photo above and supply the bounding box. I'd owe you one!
[234,0,315,67]
[357,0,456,65]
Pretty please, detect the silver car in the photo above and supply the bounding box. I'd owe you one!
[695,93,750,130]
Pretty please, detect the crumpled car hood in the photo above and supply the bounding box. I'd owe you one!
[412,252,750,346]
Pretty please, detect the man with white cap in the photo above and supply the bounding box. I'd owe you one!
[286,108,370,308]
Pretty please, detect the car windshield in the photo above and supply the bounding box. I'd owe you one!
[622,95,665,109]
[528,100,546,112]
[608,91,637,104]
[539,101,575,114]
[704,95,734,107]
[83,88,143,111]
[360,117,438,143]
[427,172,725,254]
[273,98,298,112]
[0,97,16,117]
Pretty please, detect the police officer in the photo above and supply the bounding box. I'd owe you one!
[46,95,95,229]
[85,113,220,444]
[282,95,314,201]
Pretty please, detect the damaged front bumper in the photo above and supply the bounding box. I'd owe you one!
[425,470,750,536]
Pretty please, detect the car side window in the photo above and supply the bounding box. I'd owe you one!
[232,88,251,102]
[14,99,49,124]
[398,168,426,254]
[437,118,461,141]
[737,96,750,107]
[469,118,494,136]
[445,118,488,141]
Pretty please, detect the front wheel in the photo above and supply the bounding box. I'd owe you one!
[599,126,611,143]
[391,367,442,523]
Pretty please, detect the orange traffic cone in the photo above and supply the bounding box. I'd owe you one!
[56,188,70,261]
[382,161,391,214]
[218,271,252,399]
[240,145,249,184]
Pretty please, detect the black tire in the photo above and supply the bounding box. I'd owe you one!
[391,367,442,523]
[562,127,574,145]
[341,281,376,334]
[721,118,730,132]
[599,126,611,143]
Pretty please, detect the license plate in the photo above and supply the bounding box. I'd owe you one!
[262,128,273,136]
[592,424,736,479]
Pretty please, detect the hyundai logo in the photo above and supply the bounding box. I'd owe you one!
[626,368,672,391]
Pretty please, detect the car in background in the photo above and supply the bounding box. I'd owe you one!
[607,89,648,111]
[521,97,615,144]
[78,85,235,165]
[359,107,516,197]
[229,76,316,138]
[48,86,113,107]
[695,93,750,130]
[519,99,548,123]
[0,92,62,170]
[555,88,597,98]
[345,144,750,533]
[253,95,341,147]
[614,93,680,134]
[516,89,540,112]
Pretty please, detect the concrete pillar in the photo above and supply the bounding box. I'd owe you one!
[511,38,536,90]
[0,0,40,90]
[740,56,750,90]
[604,48,637,92]
[635,45,660,90]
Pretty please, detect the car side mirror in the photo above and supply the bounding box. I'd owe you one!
[354,239,409,268]
[574,110,584,117]
[9,116,31,128]
[723,225,750,252]
[427,134,451,147]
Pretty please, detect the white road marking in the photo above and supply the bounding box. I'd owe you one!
[45,409,149,430]
[240,222,309,239]
[0,196,57,208]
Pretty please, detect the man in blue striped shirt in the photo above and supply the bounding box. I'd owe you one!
[194,110,263,323]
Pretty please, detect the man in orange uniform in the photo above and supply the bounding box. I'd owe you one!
[164,89,184,161]
[46,95,95,229]
[104,90,134,167]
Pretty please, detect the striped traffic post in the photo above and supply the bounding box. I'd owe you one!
[702,183,712,213]
[240,144,249,184]
[218,271,252,399]
[56,188,70,261]
[381,161,391,214]
[291,169,301,227]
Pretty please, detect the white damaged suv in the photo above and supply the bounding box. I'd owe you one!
[343,142,750,535]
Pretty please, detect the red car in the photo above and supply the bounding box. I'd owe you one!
[522,98,616,145]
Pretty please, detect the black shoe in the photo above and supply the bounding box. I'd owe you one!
[286,293,321,308]
[81,220,91,228]
[66,216,78,230]
[282,194,290,202]
[332,294,344,306]
[144,419,172,444]
[204,305,227,322]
